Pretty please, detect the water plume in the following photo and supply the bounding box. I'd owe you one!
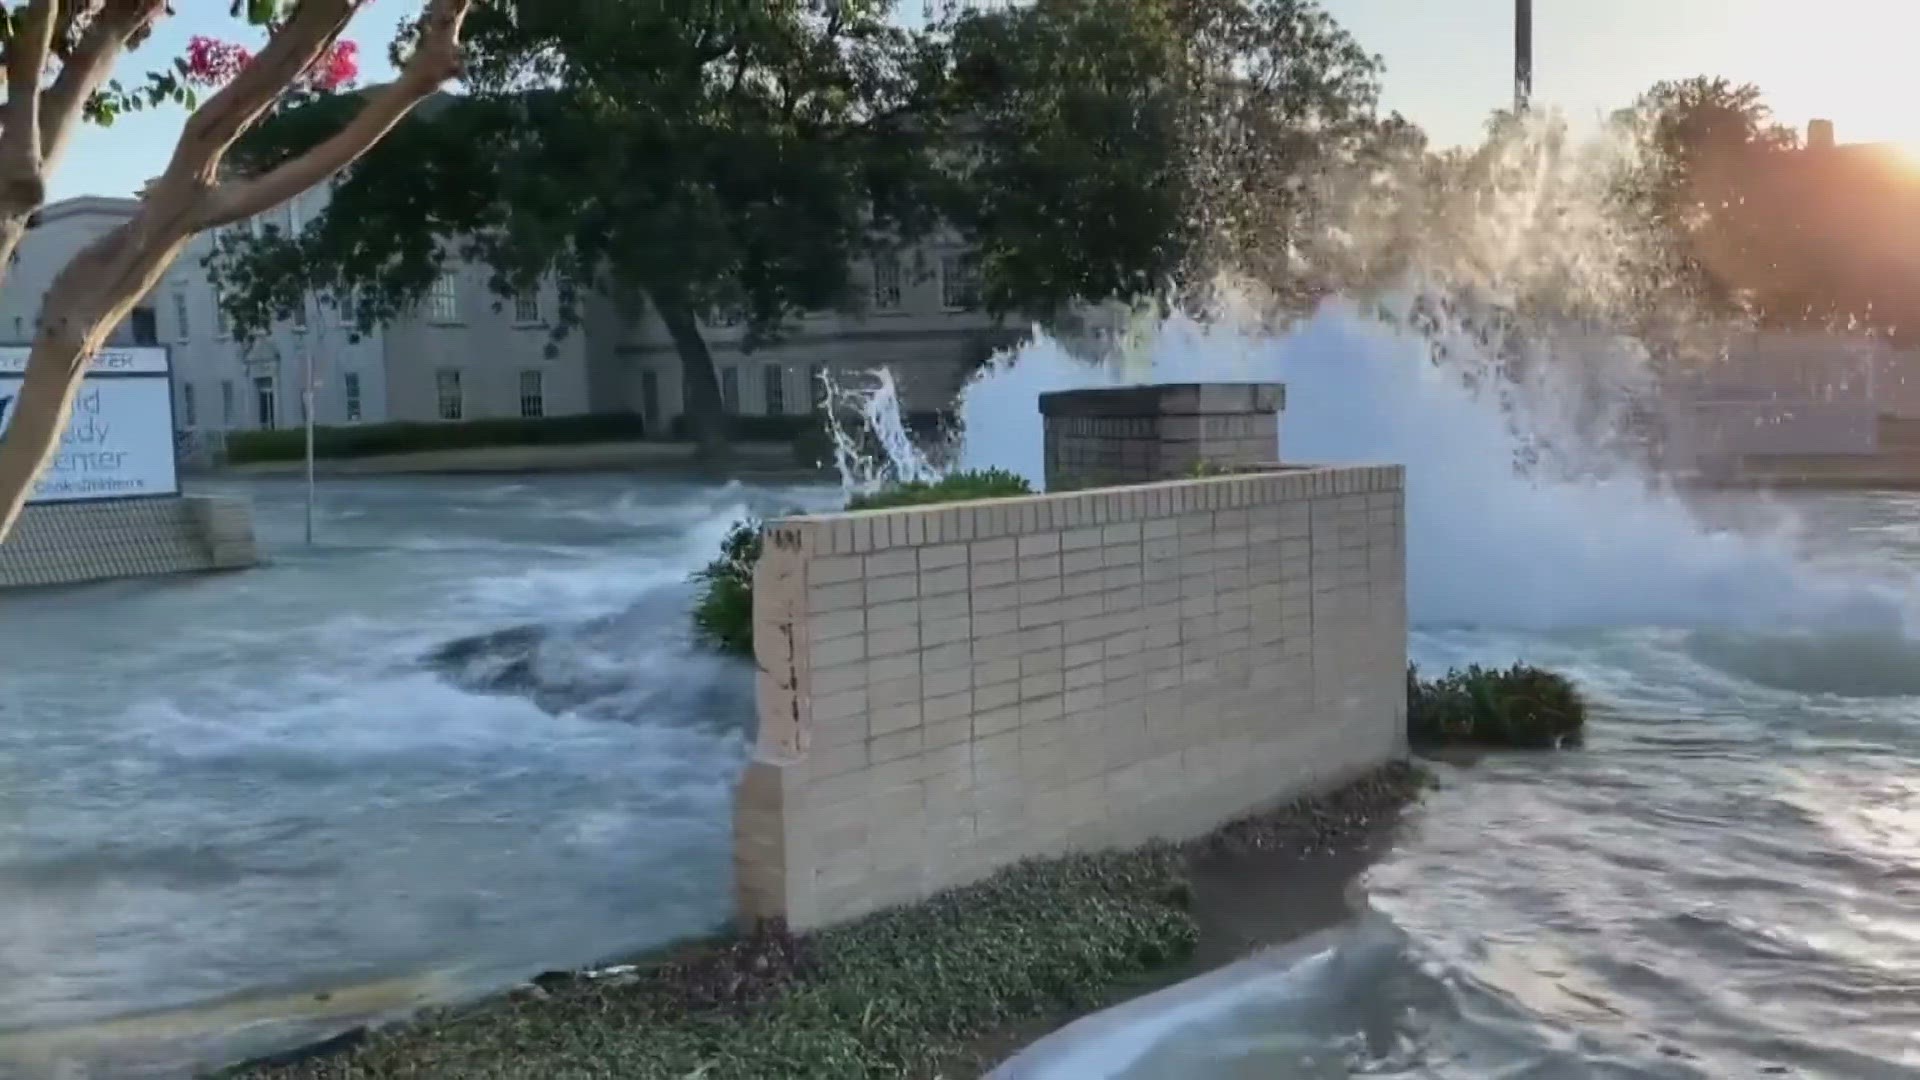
[825,110,1920,634]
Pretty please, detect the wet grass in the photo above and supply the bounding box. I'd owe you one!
[220,762,1428,1080]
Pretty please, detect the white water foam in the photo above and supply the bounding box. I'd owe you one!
[922,301,1920,635]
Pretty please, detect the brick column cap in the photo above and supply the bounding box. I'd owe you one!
[1038,382,1284,418]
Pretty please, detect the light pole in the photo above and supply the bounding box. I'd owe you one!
[302,332,315,547]
[1515,0,1533,114]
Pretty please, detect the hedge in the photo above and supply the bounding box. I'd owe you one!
[667,410,952,444]
[223,410,956,468]
[676,410,956,471]
[224,414,650,463]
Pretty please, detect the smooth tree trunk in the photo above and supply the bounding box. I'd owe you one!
[0,224,194,538]
[0,337,88,531]
[649,287,733,475]
[0,0,475,543]
[0,212,33,276]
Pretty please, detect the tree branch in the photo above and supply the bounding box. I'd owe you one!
[39,0,166,168]
[193,0,473,231]
[0,0,61,194]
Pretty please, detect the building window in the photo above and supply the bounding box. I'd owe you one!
[809,363,827,411]
[720,365,739,414]
[130,306,158,345]
[425,273,459,323]
[290,297,308,332]
[762,363,786,416]
[513,290,541,324]
[940,252,981,310]
[181,382,197,428]
[172,291,190,341]
[641,370,660,422]
[253,376,276,429]
[435,368,463,420]
[343,372,362,422]
[519,369,545,418]
[872,256,903,311]
[215,294,230,338]
[221,380,235,425]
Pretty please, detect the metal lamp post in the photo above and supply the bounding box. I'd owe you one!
[302,332,315,547]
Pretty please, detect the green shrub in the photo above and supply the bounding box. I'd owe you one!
[668,410,955,447]
[843,468,1031,511]
[1407,662,1588,749]
[691,519,762,655]
[224,414,649,463]
[692,470,1034,657]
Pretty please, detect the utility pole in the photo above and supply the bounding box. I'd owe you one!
[1515,0,1533,114]
[302,337,315,547]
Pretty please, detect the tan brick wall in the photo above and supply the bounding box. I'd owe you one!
[0,495,259,589]
[735,465,1406,929]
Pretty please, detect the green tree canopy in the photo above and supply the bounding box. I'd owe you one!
[206,0,935,467]
[1609,76,1800,322]
[207,0,1412,466]
[925,0,1407,318]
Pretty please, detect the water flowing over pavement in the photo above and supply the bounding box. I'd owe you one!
[0,475,836,1078]
[956,306,1920,1078]
[15,306,1920,1077]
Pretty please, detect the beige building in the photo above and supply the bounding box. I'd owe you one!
[0,197,163,349]
[1,193,1010,441]
[155,189,1005,438]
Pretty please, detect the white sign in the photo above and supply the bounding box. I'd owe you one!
[0,345,170,376]
[0,374,179,503]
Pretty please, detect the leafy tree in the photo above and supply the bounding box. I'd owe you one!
[1610,76,1799,321]
[0,0,474,540]
[924,0,1404,319]
[205,0,937,470]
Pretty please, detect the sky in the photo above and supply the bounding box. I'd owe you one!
[48,0,1920,200]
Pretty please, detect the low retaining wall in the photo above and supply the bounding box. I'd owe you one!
[736,464,1407,929]
[0,495,259,589]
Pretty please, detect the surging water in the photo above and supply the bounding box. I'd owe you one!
[821,367,944,497]
[816,110,1920,1078]
[0,476,839,1078]
[826,110,1920,636]
[828,300,1920,636]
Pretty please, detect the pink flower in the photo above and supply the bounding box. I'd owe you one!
[310,40,359,92]
[184,35,251,86]
[182,35,358,92]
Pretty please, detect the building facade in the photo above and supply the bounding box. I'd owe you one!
[0,197,163,350]
[1,192,1011,443]
[149,187,1006,439]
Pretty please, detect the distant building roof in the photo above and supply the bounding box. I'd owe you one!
[30,196,139,227]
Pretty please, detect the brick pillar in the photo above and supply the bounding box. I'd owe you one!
[1039,383,1284,491]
